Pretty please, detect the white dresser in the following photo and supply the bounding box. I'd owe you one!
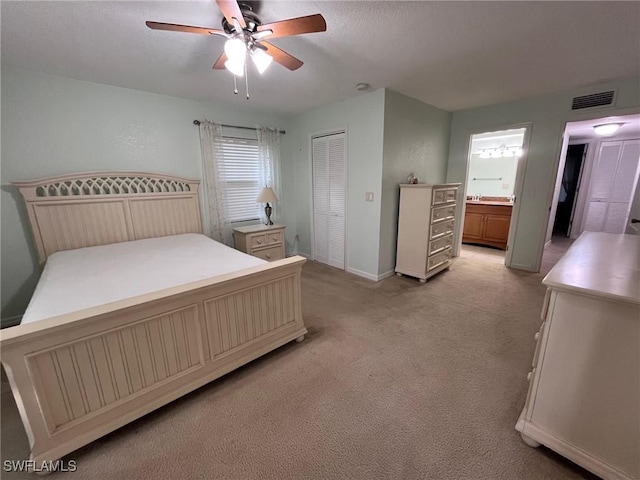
[516,232,640,480]
[395,183,461,282]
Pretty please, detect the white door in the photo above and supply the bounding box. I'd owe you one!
[583,139,640,234]
[313,133,346,269]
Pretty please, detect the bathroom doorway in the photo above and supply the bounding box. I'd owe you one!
[461,125,530,267]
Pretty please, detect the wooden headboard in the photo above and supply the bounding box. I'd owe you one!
[14,172,202,264]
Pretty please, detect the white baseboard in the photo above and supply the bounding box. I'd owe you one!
[377,270,395,281]
[510,263,537,272]
[346,267,394,282]
[1,315,22,328]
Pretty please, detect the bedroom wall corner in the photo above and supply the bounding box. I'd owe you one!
[0,67,289,319]
[378,89,452,276]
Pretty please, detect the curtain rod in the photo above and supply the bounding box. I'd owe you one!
[193,120,285,135]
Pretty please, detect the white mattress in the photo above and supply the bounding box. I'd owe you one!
[21,234,267,324]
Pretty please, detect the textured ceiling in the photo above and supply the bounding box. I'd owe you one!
[2,1,639,116]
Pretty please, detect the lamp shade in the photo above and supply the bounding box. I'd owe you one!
[257,187,278,203]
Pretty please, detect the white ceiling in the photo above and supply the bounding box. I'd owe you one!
[2,1,639,116]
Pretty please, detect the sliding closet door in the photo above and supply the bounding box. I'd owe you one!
[313,133,346,269]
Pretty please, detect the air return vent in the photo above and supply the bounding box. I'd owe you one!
[571,91,616,110]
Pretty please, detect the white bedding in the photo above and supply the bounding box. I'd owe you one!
[22,234,267,324]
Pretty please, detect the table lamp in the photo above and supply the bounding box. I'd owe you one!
[257,187,278,225]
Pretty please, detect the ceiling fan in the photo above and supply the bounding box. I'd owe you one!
[146,0,326,80]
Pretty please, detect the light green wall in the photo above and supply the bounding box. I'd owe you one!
[1,67,289,319]
[447,77,640,271]
[379,89,451,276]
[282,89,385,278]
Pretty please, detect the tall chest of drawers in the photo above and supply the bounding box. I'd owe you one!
[395,183,461,282]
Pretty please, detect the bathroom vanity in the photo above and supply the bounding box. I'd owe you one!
[462,198,513,250]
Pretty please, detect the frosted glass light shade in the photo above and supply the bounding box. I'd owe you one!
[224,38,247,77]
[593,123,622,136]
[224,38,246,62]
[251,49,273,75]
[257,187,278,203]
[224,58,245,77]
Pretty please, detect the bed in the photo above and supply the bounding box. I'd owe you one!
[0,172,307,467]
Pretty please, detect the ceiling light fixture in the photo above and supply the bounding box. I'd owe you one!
[477,145,523,159]
[251,48,273,75]
[224,37,247,77]
[593,123,623,136]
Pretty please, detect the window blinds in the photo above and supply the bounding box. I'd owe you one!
[219,137,263,223]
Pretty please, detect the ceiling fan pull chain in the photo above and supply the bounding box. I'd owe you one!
[245,59,250,99]
[233,74,238,95]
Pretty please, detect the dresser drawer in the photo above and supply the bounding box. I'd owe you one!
[427,247,452,271]
[433,188,457,205]
[428,233,453,256]
[266,231,283,245]
[250,234,267,248]
[252,246,284,262]
[430,219,455,240]
[431,204,456,224]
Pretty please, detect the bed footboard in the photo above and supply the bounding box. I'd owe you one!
[1,256,306,465]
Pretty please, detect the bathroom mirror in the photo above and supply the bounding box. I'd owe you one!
[467,128,526,199]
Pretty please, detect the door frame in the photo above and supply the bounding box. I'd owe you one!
[308,126,348,269]
[566,143,588,238]
[459,122,532,268]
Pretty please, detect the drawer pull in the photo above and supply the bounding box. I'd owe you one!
[272,236,278,241]
[256,239,263,244]
[266,254,271,259]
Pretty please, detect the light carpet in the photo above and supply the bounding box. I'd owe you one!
[1,239,596,479]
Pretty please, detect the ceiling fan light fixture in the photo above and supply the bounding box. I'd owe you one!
[251,48,273,74]
[593,123,623,136]
[224,38,247,62]
[225,58,245,77]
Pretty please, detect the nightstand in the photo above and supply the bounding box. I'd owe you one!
[232,224,286,261]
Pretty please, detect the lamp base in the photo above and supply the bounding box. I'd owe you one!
[265,203,273,225]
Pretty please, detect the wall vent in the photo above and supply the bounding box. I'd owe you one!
[571,90,616,110]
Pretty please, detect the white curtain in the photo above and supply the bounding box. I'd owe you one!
[199,120,233,245]
[257,126,282,223]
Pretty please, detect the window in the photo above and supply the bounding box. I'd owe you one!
[219,137,263,223]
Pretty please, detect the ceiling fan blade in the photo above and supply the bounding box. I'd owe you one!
[146,21,227,37]
[216,0,246,28]
[212,52,228,70]
[262,42,303,71]
[257,14,326,40]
